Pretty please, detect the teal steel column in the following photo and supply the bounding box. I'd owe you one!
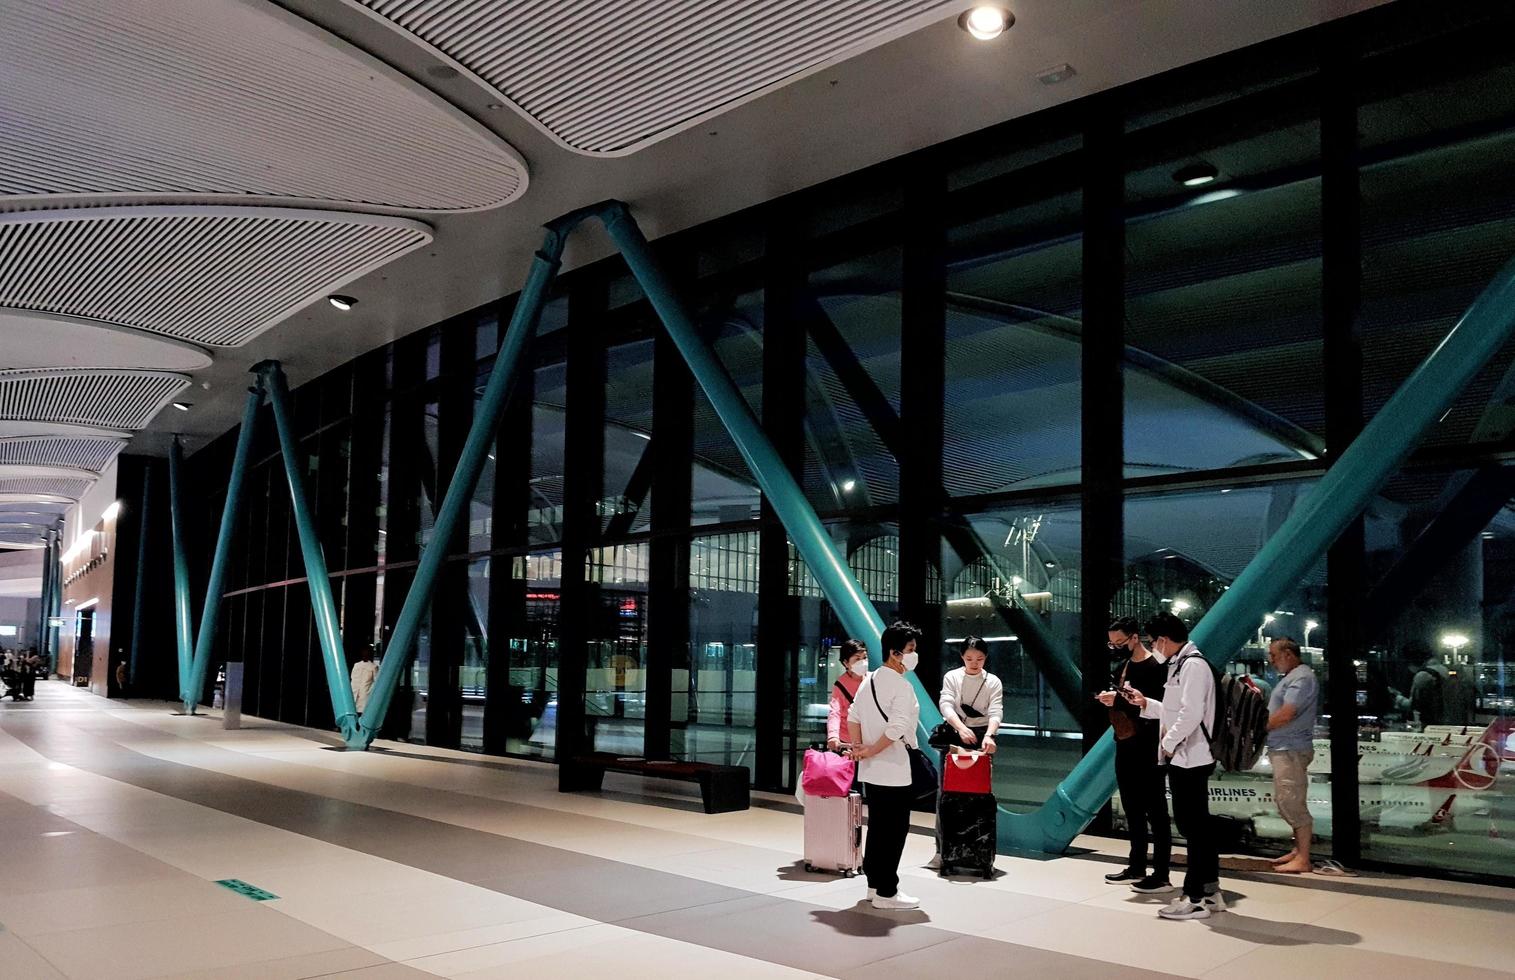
[594,202,951,742]
[256,361,358,740]
[127,467,151,690]
[167,438,194,706]
[353,229,570,748]
[36,527,52,658]
[1003,253,1515,852]
[46,528,60,669]
[182,386,262,714]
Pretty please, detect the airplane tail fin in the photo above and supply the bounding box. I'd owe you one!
[1431,794,1456,825]
[1451,732,1501,791]
[1480,716,1514,763]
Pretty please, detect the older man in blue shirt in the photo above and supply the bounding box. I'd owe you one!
[1265,637,1319,874]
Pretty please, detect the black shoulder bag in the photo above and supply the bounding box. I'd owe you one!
[870,676,938,804]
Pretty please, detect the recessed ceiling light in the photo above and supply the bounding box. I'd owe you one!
[841,479,857,493]
[328,295,357,311]
[959,6,1013,40]
[171,402,191,412]
[1173,163,1219,187]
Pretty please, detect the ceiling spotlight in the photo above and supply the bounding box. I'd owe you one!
[328,295,357,311]
[841,479,857,493]
[959,5,1013,40]
[171,402,191,412]
[1173,163,1219,187]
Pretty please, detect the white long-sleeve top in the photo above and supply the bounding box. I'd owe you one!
[1138,643,1216,768]
[849,666,920,787]
[938,667,1003,727]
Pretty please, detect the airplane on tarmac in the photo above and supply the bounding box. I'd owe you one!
[1115,718,1513,843]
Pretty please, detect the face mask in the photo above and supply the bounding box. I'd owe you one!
[901,651,920,672]
[848,660,867,677]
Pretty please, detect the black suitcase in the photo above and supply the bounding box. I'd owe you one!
[939,790,997,878]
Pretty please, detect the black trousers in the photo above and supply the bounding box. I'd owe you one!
[1115,736,1170,876]
[862,782,914,897]
[1167,762,1218,902]
[21,671,35,699]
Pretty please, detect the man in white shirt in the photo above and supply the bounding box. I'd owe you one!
[848,621,924,911]
[1124,611,1221,921]
[350,646,379,713]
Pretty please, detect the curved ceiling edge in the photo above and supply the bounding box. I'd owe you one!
[337,0,958,157]
[0,0,533,212]
[0,368,193,430]
[0,206,434,348]
[0,422,133,441]
[0,463,103,482]
[0,494,78,506]
[0,308,213,372]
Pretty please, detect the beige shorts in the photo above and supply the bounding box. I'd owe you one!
[1270,749,1314,830]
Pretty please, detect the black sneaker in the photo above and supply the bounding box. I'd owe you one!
[1104,868,1144,883]
[1131,875,1177,894]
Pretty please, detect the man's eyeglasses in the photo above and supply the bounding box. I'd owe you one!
[1107,636,1131,651]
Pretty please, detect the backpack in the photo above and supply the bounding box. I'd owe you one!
[1177,654,1269,772]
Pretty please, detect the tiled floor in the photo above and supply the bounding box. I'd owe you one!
[0,683,1510,978]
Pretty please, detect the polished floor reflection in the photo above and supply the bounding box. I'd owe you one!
[0,682,1509,978]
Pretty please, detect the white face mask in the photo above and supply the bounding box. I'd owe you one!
[848,659,867,677]
[901,651,920,672]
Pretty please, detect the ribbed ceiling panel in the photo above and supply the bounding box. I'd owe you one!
[0,437,125,472]
[0,208,432,347]
[354,0,959,153]
[0,0,527,210]
[0,478,91,500]
[0,370,189,430]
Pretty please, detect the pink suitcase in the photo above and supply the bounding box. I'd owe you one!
[803,791,863,876]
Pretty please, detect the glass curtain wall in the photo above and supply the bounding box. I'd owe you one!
[181,2,1515,883]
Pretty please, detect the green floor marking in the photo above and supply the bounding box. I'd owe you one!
[215,878,279,901]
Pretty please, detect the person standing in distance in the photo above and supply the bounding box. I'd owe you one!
[1123,611,1222,920]
[848,621,924,911]
[1264,637,1319,874]
[1096,617,1172,893]
[827,639,869,751]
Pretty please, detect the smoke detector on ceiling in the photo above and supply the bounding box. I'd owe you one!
[1036,64,1077,85]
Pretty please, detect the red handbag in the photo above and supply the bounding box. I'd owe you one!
[942,750,992,794]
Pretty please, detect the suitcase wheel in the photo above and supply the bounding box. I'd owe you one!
[843,869,855,878]
[980,869,994,879]
[804,863,813,873]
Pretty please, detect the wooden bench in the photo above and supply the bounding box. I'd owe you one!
[560,753,750,813]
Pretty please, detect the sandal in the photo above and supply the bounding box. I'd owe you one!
[1313,859,1358,877]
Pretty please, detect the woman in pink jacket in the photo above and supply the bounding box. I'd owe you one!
[826,639,869,750]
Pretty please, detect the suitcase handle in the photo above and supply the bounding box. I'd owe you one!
[949,751,985,768]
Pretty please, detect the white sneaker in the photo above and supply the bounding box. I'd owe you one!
[1201,891,1227,912]
[925,854,942,870]
[1157,898,1211,920]
[871,891,921,910]
[866,887,877,902]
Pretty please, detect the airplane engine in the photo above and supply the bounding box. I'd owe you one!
[1248,815,1295,841]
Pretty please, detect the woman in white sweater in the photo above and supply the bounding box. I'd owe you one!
[938,637,1004,753]
[927,637,1004,870]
